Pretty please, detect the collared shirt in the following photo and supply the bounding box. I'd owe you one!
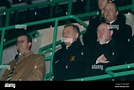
[107,20,116,25]
[106,39,112,44]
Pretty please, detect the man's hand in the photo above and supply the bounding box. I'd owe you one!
[96,54,109,64]
[98,36,107,44]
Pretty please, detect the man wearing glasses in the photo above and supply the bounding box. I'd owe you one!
[0,34,45,81]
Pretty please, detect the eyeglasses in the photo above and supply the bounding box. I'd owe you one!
[16,40,27,44]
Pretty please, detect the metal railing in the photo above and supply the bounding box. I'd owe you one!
[0,15,87,67]
[0,0,73,64]
[0,0,134,81]
[0,0,73,27]
[68,63,134,81]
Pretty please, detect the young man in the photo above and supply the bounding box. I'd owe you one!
[1,34,45,81]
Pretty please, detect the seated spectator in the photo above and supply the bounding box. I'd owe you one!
[83,0,110,49]
[104,2,132,64]
[0,33,45,81]
[87,23,127,80]
[104,2,132,43]
[52,24,92,81]
[82,1,132,54]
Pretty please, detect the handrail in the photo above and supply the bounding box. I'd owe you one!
[0,0,73,26]
[0,64,8,69]
[0,0,133,27]
[0,15,87,80]
[0,0,73,64]
[0,0,134,81]
[39,0,134,59]
[38,40,61,59]
[44,63,134,81]
[67,63,134,81]
[38,30,86,60]
[3,30,39,46]
[38,2,134,81]
[0,15,87,65]
[105,63,134,76]
[1,1,133,56]
[75,4,134,19]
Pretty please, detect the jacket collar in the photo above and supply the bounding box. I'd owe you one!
[18,51,33,59]
[61,39,82,50]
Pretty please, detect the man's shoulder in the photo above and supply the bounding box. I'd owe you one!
[30,54,44,58]
[54,48,63,55]
[90,15,100,21]
[119,22,132,30]
[30,54,45,63]
[78,45,90,52]
[8,59,16,64]
[125,23,132,28]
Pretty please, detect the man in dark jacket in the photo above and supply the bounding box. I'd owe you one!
[52,24,91,81]
[88,23,125,76]
[103,2,132,64]
[82,1,131,52]
[82,0,110,49]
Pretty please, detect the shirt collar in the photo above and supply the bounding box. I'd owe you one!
[19,51,33,57]
[106,19,116,25]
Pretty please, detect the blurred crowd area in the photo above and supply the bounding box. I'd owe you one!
[0,0,133,48]
[0,0,132,27]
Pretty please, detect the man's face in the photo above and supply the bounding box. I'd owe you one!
[104,3,118,22]
[16,35,31,53]
[98,0,108,11]
[97,23,113,41]
[62,26,78,46]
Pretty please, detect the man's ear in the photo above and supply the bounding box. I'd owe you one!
[75,33,79,39]
[110,30,113,36]
[116,11,119,16]
[28,42,32,47]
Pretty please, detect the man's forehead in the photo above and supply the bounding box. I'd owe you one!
[17,36,27,40]
[105,2,115,8]
[98,24,109,29]
[63,27,73,32]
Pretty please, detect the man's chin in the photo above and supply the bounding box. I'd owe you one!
[64,42,71,46]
